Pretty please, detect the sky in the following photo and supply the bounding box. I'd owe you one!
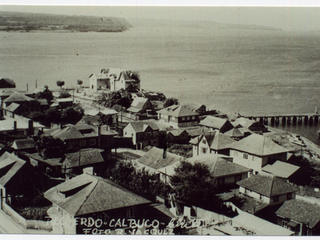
[0,1,320,30]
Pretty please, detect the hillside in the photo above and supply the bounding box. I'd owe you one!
[0,11,132,32]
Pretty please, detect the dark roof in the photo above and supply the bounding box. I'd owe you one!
[44,173,151,216]
[0,78,15,88]
[188,154,251,177]
[0,152,26,186]
[157,105,199,117]
[276,199,320,228]
[237,174,298,197]
[138,147,184,170]
[11,139,35,150]
[27,153,63,167]
[167,129,187,137]
[64,149,104,168]
[127,119,159,133]
[228,134,289,156]
[4,102,21,113]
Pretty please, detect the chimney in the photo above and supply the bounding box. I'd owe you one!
[97,126,101,136]
[59,123,63,129]
[28,120,34,135]
[13,121,17,130]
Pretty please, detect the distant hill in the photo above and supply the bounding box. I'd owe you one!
[0,11,132,32]
[127,18,282,31]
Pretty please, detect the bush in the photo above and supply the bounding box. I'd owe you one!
[16,206,50,220]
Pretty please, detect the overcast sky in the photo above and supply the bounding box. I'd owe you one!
[0,2,320,31]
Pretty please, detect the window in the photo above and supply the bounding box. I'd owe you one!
[192,116,195,120]
[80,140,86,147]
[153,131,158,137]
[287,193,292,200]
[125,131,127,135]
[202,148,207,154]
[274,195,280,203]
[187,117,190,120]
[90,139,96,145]
[182,117,185,121]
[243,153,248,159]
[202,139,206,144]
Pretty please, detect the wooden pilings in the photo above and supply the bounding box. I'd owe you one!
[246,114,320,126]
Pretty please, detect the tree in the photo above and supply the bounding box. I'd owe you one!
[164,97,179,108]
[34,136,66,158]
[56,80,65,89]
[97,113,113,127]
[77,79,83,87]
[36,85,53,102]
[58,91,71,99]
[170,161,220,210]
[60,104,84,124]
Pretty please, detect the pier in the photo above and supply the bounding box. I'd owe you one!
[243,113,320,126]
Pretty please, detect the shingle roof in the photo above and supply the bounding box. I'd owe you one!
[262,161,300,179]
[276,199,320,228]
[237,174,298,197]
[224,127,245,138]
[157,105,199,117]
[228,134,288,156]
[188,154,251,177]
[138,147,184,170]
[0,152,26,186]
[64,149,104,169]
[3,91,33,103]
[11,139,35,150]
[44,173,151,216]
[190,130,236,150]
[199,116,231,129]
[127,119,159,133]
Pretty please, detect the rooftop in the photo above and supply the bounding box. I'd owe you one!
[262,161,300,179]
[0,118,45,131]
[157,105,199,117]
[0,152,26,186]
[3,91,33,103]
[11,139,35,150]
[237,174,298,197]
[276,199,320,228]
[228,133,289,156]
[127,119,159,133]
[199,116,232,130]
[63,149,105,169]
[44,173,151,216]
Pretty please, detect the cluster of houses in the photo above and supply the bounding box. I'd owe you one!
[1,73,320,236]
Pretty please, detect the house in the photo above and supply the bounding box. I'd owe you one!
[42,123,117,151]
[88,68,141,92]
[189,130,236,157]
[184,126,211,139]
[188,154,251,188]
[28,152,64,177]
[184,103,206,115]
[276,199,320,235]
[123,119,160,149]
[126,97,155,120]
[224,127,250,140]
[11,138,36,153]
[136,147,184,183]
[237,173,298,206]
[63,149,106,176]
[232,117,268,133]
[3,103,21,118]
[0,78,16,88]
[79,107,118,126]
[0,152,46,207]
[199,116,234,133]
[228,134,289,174]
[262,161,300,181]
[2,91,34,107]
[0,118,45,138]
[166,129,189,144]
[51,98,73,108]
[157,105,200,128]
[45,173,174,234]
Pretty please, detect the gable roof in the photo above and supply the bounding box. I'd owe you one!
[64,149,104,169]
[233,117,265,130]
[167,128,188,137]
[199,116,232,130]
[190,130,236,150]
[237,174,298,197]
[228,134,288,156]
[138,147,184,170]
[44,173,151,216]
[0,78,16,88]
[262,161,300,179]
[0,152,26,186]
[127,119,159,133]
[224,127,245,138]
[4,102,21,113]
[157,105,199,117]
[11,139,35,150]
[188,154,251,177]
[3,91,33,103]
[276,199,320,228]
[184,103,206,112]
[27,153,63,167]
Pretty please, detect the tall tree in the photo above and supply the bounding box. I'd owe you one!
[56,80,65,89]
[164,97,179,108]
